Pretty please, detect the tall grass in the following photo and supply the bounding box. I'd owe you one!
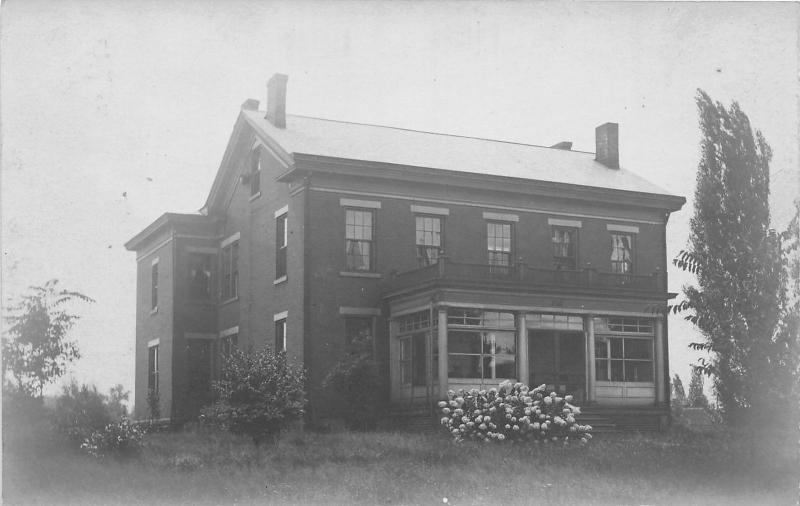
[3,419,797,506]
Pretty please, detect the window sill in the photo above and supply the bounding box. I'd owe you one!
[595,380,655,386]
[249,191,261,202]
[273,275,287,285]
[219,296,239,307]
[150,307,158,315]
[339,271,382,279]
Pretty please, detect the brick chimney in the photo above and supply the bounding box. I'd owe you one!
[266,73,288,128]
[595,122,619,169]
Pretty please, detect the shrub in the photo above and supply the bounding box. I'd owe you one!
[52,381,112,444]
[439,381,592,444]
[201,347,306,445]
[80,418,145,459]
[147,388,161,420]
[322,335,382,430]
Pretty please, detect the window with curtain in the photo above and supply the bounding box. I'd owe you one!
[552,227,578,270]
[610,233,633,273]
[415,215,442,267]
[487,222,512,268]
[345,209,374,271]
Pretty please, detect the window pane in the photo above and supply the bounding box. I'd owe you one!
[610,360,624,381]
[490,331,516,355]
[595,359,608,381]
[624,339,653,360]
[610,338,624,358]
[625,361,653,382]
[412,333,427,386]
[595,337,608,358]
[449,331,482,354]
[489,354,516,379]
[448,354,481,378]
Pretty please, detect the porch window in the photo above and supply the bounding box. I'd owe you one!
[415,215,442,267]
[487,222,512,269]
[397,310,435,387]
[345,209,374,271]
[595,336,653,382]
[552,227,578,270]
[447,309,516,381]
[610,233,634,274]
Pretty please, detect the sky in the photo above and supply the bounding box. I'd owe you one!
[2,1,798,401]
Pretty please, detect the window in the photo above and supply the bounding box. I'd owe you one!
[397,310,435,387]
[595,336,653,382]
[487,222,512,269]
[447,309,516,380]
[250,153,261,196]
[610,233,634,274]
[148,345,159,396]
[276,212,288,279]
[220,333,238,358]
[345,317,372,348]
[345,209,374,271]
[187,253,213,300]
[274,318,287,352]
[415,215,442,267]
[221,240,239,300]
[552,227,578,270]
[151,261,158,310]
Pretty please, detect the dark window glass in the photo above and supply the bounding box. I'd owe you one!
[611,234,634,274]
[415,215,442,267]
[274,319,287,352]
[345,209,374,271]
[552,227,578,270]
[221,241,239,300]
[412,333,427,386]
[187,253,213,300]
[148,345,159,395]
[151,263,158,310]
[345,317,372,347]
[487,222,512,267]
[448,355,482,379]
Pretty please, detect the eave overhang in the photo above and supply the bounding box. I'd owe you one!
[124,213,212,252]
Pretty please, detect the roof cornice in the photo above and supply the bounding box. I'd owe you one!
[124,213,213,252]
[282,153,686,213]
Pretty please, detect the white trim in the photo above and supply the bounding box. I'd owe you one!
[147,338,160,348]
[435,301,661,318]
[548,218,582,228]
[186,246,218,254]
[220,325,239,338]
[136,235,173,261]
[221,232,240,248]
[390,304,433,318]
[273,275,288,285]
[251,139,291,169]
[248,191,262,202]
[339,306,382,316]
[482,211,519,222]
[339,271,382,279]
[607,224,640,234]
[410,205,449,216]
[273,311,288,322]
[185,332,216,340]
[340,198,382,209]
[274,205,289,218]
[151,257,159,265]
[312,187,663,225]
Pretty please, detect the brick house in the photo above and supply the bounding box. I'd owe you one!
[125,74,685,428]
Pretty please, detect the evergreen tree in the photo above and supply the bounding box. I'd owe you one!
[687,368,709,408]
[675,90,798,426]
[671,373,687,406]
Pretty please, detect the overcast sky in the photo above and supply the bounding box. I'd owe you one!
[2,1,798,400]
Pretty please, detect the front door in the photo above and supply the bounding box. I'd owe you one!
[529,330,586,403]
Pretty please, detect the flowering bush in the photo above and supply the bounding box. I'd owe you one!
[80,418,145,459]
[439,381,592,444]
[201,347,306,445]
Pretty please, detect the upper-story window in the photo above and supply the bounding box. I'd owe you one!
[221,237,239,300]
[275,210,288,280]
[345,209,374,271]
[487,222,512,268]
[187,253,213,300]
[415,215,442,267]
[250,152,261,197]
[150,259,159,311]
[552,227,578,270]
[610,233,634,274]
[274,312,287,352]
[148,343,159,396]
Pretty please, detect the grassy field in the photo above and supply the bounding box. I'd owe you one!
[3,418,798,506]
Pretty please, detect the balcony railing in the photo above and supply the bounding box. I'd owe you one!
[384,257,664,295]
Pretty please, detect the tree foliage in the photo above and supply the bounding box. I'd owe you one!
[674,90,799,426]
[201,347,306,444]
[671,374,687,407]
[2,280,94,397]
[322,334,382,430]
[687,369,709,408]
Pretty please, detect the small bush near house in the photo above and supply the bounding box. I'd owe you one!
[80,418,145,459]
[201,347,306,445]
[439,380,592,444]
[322,335,382,430]
[52,381,113,444]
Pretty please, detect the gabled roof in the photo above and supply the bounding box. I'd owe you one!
[240,110,675,196]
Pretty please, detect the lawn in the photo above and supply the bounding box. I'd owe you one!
[3,419,798,505]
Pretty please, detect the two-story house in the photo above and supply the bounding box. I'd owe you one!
[125,74,685,428]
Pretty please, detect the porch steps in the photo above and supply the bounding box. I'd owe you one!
[386,404,439,432]
[578,406,664,432]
